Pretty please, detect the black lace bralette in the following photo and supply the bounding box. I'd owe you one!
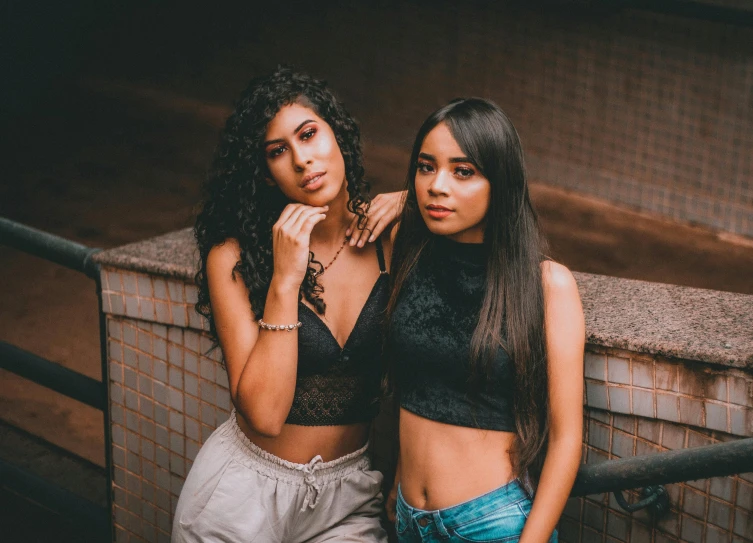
[388,236,516,432]
[286,239,388,426]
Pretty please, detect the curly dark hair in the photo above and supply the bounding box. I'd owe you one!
[194,67,370,342]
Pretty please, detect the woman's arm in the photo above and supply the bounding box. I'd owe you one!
[207,204,328,437]
[519,261,585,543]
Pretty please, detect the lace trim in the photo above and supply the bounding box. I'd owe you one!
[286,373,380,425]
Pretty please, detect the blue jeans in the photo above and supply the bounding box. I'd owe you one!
[395,479,557,543]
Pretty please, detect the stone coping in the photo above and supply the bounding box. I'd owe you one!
[94,228,198,281]
[93,228,753,370]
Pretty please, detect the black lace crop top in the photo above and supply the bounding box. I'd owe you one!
[387,236,516,431]
[285,239,388,426]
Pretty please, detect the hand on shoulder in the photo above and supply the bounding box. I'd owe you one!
[346,190,406,248]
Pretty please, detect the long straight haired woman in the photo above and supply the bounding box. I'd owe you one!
[385,98,585,542]
[172,68,402,542]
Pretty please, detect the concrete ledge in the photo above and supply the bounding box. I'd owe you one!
[93,228,196,281]
[577,273,753,370]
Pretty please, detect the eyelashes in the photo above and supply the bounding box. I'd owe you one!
[416,161,433,173]
[300,128,316,140]
[265,127,318,159]
[455,166,475,179]
[416,161,476,179]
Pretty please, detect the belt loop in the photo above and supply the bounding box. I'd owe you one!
[432,511,451,540]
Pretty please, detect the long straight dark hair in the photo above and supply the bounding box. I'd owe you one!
[387,98,550,485]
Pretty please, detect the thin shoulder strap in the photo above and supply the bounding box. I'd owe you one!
[375,237,387,274]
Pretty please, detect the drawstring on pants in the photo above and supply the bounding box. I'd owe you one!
[297,455,324,511]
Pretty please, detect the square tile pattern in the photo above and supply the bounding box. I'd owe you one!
[104,269,752,542]
[105,268,227,542]
[584,349,753,436]
[561,408,753,542]
[333,3,753,236]
[479,7,753,235]
[101,269,207,332]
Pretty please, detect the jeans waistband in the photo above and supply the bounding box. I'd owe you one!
[397,478,529,530]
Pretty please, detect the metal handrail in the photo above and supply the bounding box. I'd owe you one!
[572,437,753,496]
[1,216,112,540]
[0,341,105,410]
[0,217,101,278]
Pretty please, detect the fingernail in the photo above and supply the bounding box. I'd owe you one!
[346,229,351,236]
[358,240,364,247]
[369,235,375,242]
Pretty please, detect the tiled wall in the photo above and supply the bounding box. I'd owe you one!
[103,268,229,543]
[101,268,753,542]
[100,267,206,332]
[583,349,753,437]
[566,346,753,543]
[562,409,753,543]
[245,3,753,236]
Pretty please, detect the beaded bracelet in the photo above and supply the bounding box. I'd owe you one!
[258,319,302,331]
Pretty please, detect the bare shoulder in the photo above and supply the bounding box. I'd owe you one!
[541,260,578,295]
[206,239,242,279]
[205,238,253,319]
[542,261,585,361]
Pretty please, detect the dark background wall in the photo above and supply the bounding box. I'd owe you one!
[4,0,753,236]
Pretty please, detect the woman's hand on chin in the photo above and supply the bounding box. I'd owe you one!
[272,203,328,289]
[347,190,407,247]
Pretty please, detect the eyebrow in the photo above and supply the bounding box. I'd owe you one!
[264,119,316,147]
[418,152,473,164]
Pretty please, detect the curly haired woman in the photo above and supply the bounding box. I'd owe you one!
[172,67,401,542]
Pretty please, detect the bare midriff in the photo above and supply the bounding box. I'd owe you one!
[235,411,370,463]
[399,408,517,511]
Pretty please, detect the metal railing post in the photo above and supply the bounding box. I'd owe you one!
[96,268,115,542]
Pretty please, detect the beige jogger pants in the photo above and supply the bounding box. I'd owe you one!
[172,412,388,542]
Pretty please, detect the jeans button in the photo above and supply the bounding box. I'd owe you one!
[417,518,429,527]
